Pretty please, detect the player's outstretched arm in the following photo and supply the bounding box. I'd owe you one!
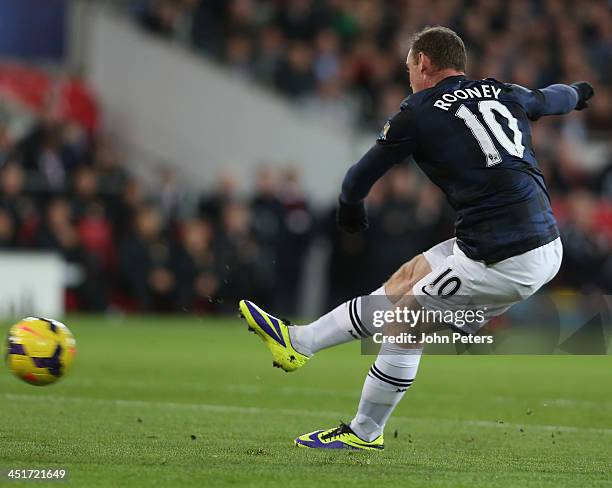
[337,109,416,234]
[337,145,394,233]
[511,82,594,120]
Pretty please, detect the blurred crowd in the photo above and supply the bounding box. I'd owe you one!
[0,0,610,316]
[0,103,320,314]
[132,0,611,134]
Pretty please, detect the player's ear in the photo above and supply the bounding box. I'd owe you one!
[418,52,430,73]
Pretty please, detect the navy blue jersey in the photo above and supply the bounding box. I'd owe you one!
[341,75,579,264]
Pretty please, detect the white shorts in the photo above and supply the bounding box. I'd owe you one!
[412,237,563,334]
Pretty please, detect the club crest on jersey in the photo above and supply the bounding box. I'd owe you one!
[380,121,391,140]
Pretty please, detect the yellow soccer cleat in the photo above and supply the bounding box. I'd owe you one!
[238,300,309,372]
[295,422,384,450]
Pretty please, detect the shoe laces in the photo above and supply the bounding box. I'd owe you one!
[320,421,352,441]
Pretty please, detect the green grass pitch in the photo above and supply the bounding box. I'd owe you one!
[1,315,611,487]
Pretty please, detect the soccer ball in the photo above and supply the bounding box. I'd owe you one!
[5,317,76,386]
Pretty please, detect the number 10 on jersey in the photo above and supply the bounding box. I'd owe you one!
[455,100,525,166]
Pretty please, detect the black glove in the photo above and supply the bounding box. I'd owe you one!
[337,197,368,234]
[571,81,594,110]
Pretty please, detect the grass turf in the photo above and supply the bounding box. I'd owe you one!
[0,315,611,487]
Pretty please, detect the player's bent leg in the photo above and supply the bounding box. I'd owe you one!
[384,253,432,298]
[345,241,458,443]
[238,300,309,372]
[408,236,564,336]
[295,257,434,448]
[299,299,426,448]
[385,238,455,297]
[244,248,437,367]
[288,254,433,356]
[293,248,446,447]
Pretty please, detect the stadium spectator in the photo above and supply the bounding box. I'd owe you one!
[275,42,317,99]
[0,208,16,248]
[0,160,38,246]
[215,200,266,311]
[157,166,185,225]
[559,190,612,291]
[37,198,107,311]
[108,177,146,241]
[91,137,129,195]
[137,0,184,37]
[70,166,99,220]
[0,160,25,219]
[198,170,238,228]
[253,25,285,84]
[118,205,177,311]
[175,218,219,312]
[274,166,315,314]
[0,122,14,165]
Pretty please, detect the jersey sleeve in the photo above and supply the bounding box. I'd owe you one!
[340,109,416,203]
[509,83,579,121]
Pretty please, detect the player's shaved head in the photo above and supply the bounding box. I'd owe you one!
[409,26,467,72]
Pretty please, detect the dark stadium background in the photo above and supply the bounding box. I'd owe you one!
[0,0,610,319]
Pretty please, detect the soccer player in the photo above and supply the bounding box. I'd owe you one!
[239,26,594,450]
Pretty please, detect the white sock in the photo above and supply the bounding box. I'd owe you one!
[350,343,422,442]
[289,286,392,356]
